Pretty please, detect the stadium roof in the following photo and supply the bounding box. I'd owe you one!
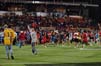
[0,0,99,7]
[0,0,100,4]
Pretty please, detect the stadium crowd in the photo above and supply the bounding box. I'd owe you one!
[0,13,96,30]
[0,13,101,48]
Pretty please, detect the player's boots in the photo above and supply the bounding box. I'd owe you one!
[11,56,14,60]
[32,48,37,55]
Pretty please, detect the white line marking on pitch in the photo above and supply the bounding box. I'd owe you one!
[0,62,50,64]
[80,48,101,50]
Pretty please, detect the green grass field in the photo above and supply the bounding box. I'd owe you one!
[0,44,101,66]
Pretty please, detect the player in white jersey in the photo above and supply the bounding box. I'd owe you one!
[28,25,37,55]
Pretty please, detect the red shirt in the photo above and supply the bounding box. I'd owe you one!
[82,33,88,42]
[48,32,51,38]
[88,32,94,38]
[43,36,47,42]
[99,32,101,37]
[19,32,26,40]
[37,33,40,39]
[41,35,47,44]
[32,23,37,28]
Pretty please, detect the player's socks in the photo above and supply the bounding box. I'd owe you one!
[7,53,10,60]
[11,56,14,60]
[32,49,35,54]
[7,56,10,60]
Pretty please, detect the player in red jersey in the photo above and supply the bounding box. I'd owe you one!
[99,30,101,46]
[82,30,89,48]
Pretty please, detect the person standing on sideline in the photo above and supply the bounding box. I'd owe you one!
[28,25,37,55]
[4,25,16,59]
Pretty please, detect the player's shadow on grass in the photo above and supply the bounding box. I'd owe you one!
[25,62,101,66]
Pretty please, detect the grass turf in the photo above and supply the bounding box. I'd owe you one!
[0,44,101,66]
